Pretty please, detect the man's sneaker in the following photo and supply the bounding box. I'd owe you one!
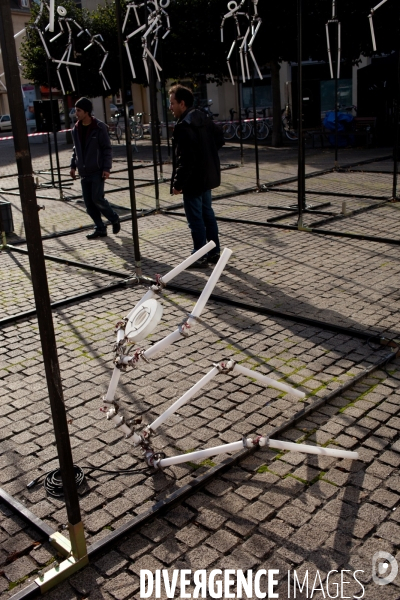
[112,220,121,234]
[87,229,107,239]
[208,253,220,265]
[188,258,209,269]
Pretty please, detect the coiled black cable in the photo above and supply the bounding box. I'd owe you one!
[27,461,161,497]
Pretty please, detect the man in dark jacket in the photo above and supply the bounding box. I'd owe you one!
[169,85,224,267]
[70,97,120,239]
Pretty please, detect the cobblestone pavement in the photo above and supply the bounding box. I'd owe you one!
[0,138,399,599]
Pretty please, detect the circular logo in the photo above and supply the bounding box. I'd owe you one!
[372,551,398,586]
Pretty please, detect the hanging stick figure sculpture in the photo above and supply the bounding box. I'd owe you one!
[48,6,85,95]
[122,0,171,83]
[220,0,262,85]
[83,31,110,91]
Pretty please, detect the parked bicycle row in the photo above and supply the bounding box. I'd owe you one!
[107,104,299,144]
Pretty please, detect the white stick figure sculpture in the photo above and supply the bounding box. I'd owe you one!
[368,0,388,51]
[48,6,85,95]
[220,0,262,85]
[83,31,110,91]
[122,0,171,83]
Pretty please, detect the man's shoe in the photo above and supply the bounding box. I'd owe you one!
[112,220,121,234]
[188,258,209,269]
[208,253,220,265]
[86,230,107,239]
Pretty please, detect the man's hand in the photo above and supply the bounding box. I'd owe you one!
[172,188,182,195]
[70,169,76,179]
[102,171,110,179]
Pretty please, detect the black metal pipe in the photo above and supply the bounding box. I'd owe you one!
[0,0,82,526]
[45,58,63,197]
[0,280,132,328]
[165,210,400,245]
[235,45,244,165]
[251,62,260,190]
[115,0,142,275]
[270,188,390,201]
[392,48,400,199]
[46,132,55,186]
[297,0,305,221]
[9,209,158,247]
[7,245,132,278]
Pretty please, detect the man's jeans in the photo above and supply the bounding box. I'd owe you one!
[81,171,118,232]
[183,190,220,255]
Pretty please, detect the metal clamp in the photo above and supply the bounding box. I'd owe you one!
[215,359,236,374]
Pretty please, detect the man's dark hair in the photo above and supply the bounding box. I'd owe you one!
[169,84,194,108]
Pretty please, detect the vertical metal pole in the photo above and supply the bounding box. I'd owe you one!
[46,58,63,197]
[333,18,339,169]
[115,0,142,275]
[297,0,305,223]
[162,78,171,156]
[251,68,260,190]
[46,132,55,186]
[392,49,400,199]
[145,0,160,207]
[235,45,244,165]
[0,0,86,558]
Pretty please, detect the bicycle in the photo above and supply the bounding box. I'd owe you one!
[281,103,298,141]
[222,108,237,140]
[108,113,122,143]
[130,113,144,139]
[236,108,271,140]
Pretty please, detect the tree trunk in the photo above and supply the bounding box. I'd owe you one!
[270,59,282,147]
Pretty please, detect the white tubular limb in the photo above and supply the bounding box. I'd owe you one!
[142,249,232,360]
[14,28,26,39]
[122,5,132,33]
[157,440,247,467]
[248,19,261,48]
[325,23,333,79]
[149,367,220,431]
[372,0,388,10]
[337,21,341,79]
[38,29,52,59]
[239,47,246,82]
[125,42,137,79]
[249,48,262,80]
[53,59,81,66]
[126,23,146,41]
[104,367,122,402]
[369,14,377,52]
[66,67,75,92]
[156,436,358,468]
[48,0,55,32]
[260,438,359,460]
[57,69,66,95]
[189,248,232,321]
[232,362,305,398]
[161,241,216,285]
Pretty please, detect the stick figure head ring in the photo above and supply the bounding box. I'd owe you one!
[57,6,67,16]
[227,1,237,10]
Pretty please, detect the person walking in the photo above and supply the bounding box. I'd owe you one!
[70,97,120,239]
[169,84,224,268]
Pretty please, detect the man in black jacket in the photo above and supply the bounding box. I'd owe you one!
[169,85,223,267]
[70,97,120,240]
